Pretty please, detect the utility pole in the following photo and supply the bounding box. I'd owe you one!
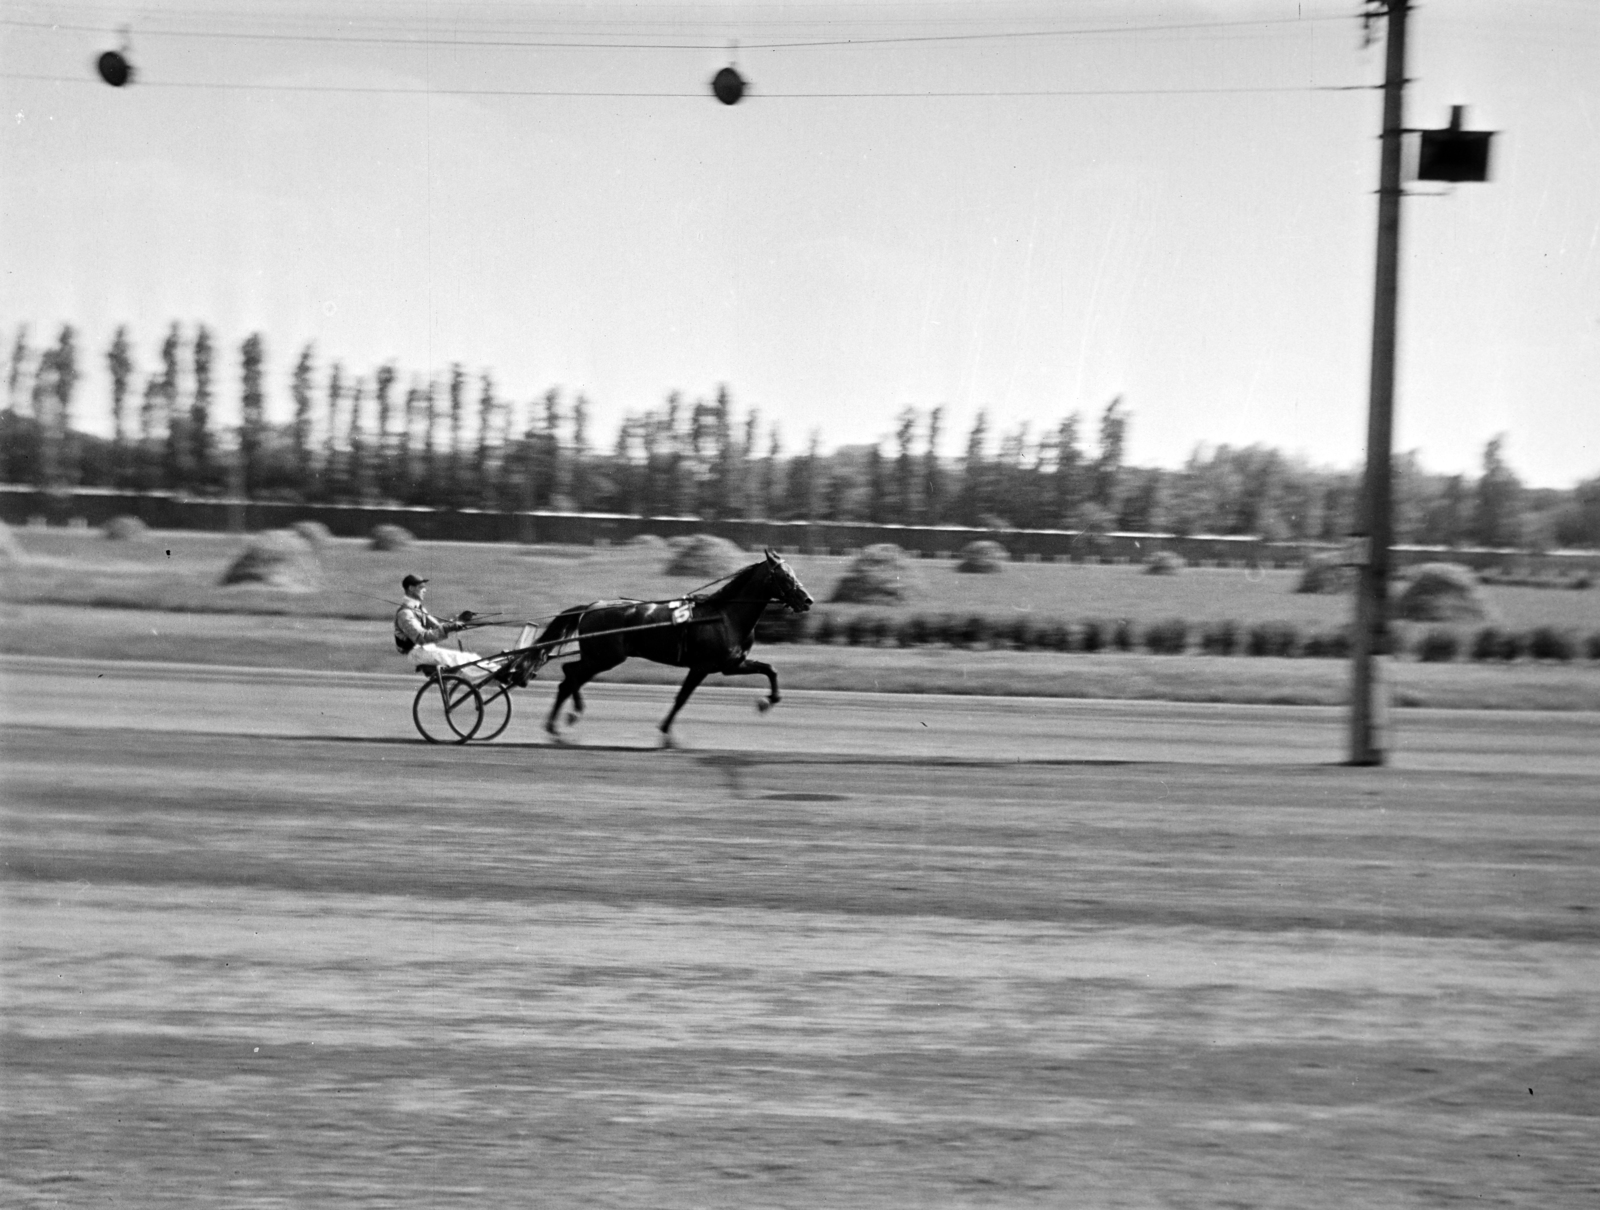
[1348,4,1493,764]
[1350,0,1409,766]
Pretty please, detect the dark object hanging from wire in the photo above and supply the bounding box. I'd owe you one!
[97,50,133,86]
[96,27,136,87]
[1417,106,1494,183]
[712,65,746,105]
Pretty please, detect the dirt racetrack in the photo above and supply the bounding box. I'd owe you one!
[3,656,1598,1208]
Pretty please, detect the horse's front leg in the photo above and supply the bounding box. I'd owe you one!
[659,667,709,746]
[722,658,779,713]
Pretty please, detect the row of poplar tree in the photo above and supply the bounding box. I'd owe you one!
[4,322,1596,548]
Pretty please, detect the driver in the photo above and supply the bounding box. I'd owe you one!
[393,574,501,678]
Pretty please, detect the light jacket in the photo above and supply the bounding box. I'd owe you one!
[394,599,456,653]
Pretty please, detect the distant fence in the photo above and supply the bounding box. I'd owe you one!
[4,484,1596,573]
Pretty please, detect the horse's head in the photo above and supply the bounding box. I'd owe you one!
[763,547,813,613]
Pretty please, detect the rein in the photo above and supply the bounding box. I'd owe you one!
[680,567,746,597]
[689,560,804,604]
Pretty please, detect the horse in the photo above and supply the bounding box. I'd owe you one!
[524,548,813,745]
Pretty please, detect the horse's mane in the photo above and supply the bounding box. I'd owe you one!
[697,558,769,604]
[570,561,767,612]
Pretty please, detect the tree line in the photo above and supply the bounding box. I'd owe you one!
[4,321,1597,550]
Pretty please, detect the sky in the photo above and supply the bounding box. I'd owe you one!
[2,0,1597,488]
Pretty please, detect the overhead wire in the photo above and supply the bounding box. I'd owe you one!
[2,11,1358,52]
[2,9,1376,99]
[0,71,1376,98]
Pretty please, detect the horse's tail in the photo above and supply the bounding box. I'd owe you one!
[529,605,589,667]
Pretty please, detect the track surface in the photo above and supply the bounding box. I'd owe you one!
[3,657,1598,1208]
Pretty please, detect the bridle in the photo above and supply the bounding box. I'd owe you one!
[691,559,811,612]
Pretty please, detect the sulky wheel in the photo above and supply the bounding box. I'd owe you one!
[412,674,483,744]
[472,679,514,742]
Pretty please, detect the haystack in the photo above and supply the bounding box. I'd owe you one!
[291,520,334,549]
[1144,550,1185,575]
[369,524,414,552]
[1395,562,1489,622]
[102,515,149,541]
[830,544,918,604]
[220,530,322,591]
[664,533,744,578]
[956,539,1008,574]
[1296,553,1352,594]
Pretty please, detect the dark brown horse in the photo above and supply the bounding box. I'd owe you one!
[528,549,813,744]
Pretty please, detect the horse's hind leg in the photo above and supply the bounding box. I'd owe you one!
[547,660,596,736]
[659,668,709,746]
[546,649,624,736]
[545,667,577,736]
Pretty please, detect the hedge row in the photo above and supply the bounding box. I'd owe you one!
[1477,571,1594,590]
[1412,625,1600,663]
[754,609,1600,663]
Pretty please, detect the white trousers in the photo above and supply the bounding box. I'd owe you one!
[408,643,503,681]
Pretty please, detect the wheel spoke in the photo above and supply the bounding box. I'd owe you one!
[413,676,482,744]
[473,681,513,742]
[443,678,485,740]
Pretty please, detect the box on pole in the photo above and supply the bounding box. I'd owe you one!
[1417,106,1494,183]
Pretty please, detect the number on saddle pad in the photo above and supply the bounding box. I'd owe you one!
[670,600,694,625]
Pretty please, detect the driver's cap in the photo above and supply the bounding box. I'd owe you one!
[401,574,429,591]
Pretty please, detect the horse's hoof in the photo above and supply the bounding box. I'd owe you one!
[756,699,772,714]
[659,732,676,749]
[565,712,580,727]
